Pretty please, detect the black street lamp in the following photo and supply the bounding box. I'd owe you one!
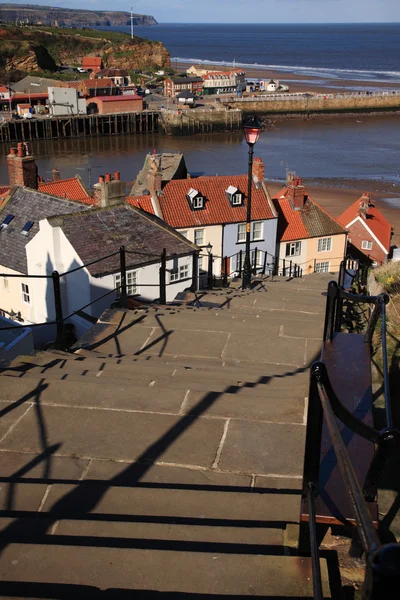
[242,114,263,288]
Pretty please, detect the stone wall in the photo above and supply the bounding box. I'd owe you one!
[162,108,242,136]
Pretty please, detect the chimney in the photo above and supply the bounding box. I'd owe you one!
[286,171,296,186]
[52,168,60,181]
[287,176,305,210]
[145,158,164,218]
[252,157,265,182]
[92,173,126,208]
[7,142,38,189]
[358,192,370,219]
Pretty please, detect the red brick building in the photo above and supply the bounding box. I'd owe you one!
[164,76,203,98]
[82,56,103,73]
[337,193,393,265]
[86,95,143,114]
[79,79,118,98]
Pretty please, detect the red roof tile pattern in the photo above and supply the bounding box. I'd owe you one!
[94,95,142,102]
[337,195,392,252]
[82,57,102,67]
[273,185,346,242]
[126,195,156,214]
[82,78,115,89]
[38,177,95,205]
[0,186,10,203]
[159,175,276,228]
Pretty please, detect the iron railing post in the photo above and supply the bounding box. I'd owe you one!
[289,260,293,277]
[253,247,258,274]
[239,250,243,277]
[283,258,286,277]
[159,248,167,304]
[207,252,213,290]
[52,270,65,350]
[191,251,199,292]
[323,281,338,342]
[314,258,316,273]
[223,256,228,287]
[274,255,279,276]
[262,251,267,275]
[119,245,127,307]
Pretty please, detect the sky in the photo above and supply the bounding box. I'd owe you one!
[7,0,400,24]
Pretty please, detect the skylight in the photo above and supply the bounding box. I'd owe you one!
[21,221,34,236]
[1,214,14,229]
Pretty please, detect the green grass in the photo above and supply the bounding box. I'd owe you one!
[27,25,132,43]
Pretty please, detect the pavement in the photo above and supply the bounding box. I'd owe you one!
[0,274,333,598]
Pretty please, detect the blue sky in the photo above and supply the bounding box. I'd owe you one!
[8,0,400,23]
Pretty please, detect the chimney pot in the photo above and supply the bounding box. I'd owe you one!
[9,147,17,156]
[105,173,111,182]
[99,176,105,184]
[114,171,120,181]
[52,168,60,181]
[287,175,305,210]
[17,143,24,158]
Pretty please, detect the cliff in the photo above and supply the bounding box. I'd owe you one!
[0,5,157,27]
[0,25,170,76]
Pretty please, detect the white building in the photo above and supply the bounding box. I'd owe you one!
[48,87,87,116]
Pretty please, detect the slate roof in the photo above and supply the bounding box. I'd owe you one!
[159,175,276,228]
[131,153,187,196]
[273,185,346,242]
[0,187,89,274]
[11,76,67,94]
[337,195,392,253]
[97,68,129,78]
[48,205,197,278]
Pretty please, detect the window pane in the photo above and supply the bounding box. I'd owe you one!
[194,229,204,245]
[315,261,330,273]
[318,237,332,252]
[237,223,246,242]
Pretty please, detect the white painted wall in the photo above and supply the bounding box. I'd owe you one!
[278,239,308,274]
[177,225,222,276]
[48,87,86,116]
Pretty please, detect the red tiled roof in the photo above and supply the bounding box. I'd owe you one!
[273,185,346,242]
[13,94,48,100]
[82,57,102,67]
[274,194,309,241]
[159,175,276,228]
[94,95,142,102]
[82,78,115,89]
[38,177,95,205]
[65,81,82,89]
[0,186,10,203]
[337,195,392,252]
[126,195,156,213]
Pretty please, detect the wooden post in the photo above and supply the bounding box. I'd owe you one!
[190,251,199,292]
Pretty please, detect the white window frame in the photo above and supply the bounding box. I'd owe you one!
[194,229,204,246]
[286,241,301,257]
[315,261,330,273]
[237,223,246,243]
[232,193,242,205]
[3,276,9,291]
[170,264,190,283]
[21,282,30,304]
[251,248,263,268]
[115,269,138,297]
[317,237,332,252]
[361,240,373,250]
[180,230,188,238]
[193,196,204,209]
[252,221,263,241]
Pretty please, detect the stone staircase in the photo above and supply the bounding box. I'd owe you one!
[0,274,334,598]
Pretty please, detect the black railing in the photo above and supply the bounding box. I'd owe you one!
[339,256,369,290]
[302,267,400,598]
[0,246,200,349]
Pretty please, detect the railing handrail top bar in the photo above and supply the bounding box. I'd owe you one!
[59,249,121,277]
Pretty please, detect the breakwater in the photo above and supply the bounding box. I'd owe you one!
[0,112,159,143]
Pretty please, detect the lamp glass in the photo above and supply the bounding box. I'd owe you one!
[243,115,263,146]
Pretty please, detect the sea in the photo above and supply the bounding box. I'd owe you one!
[1,23,400,194]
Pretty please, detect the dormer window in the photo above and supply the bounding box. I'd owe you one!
[186,188,204,210]
[226,186,243,206]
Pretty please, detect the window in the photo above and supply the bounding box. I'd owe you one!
[193,196,204,209]
[3,276,8,291]
[315,261,330,273]
[252,221,263,240]
[194,229,204,246]
[21,221,34,236]
[237,223,246,242]
[170,264,190,282]
[21,282,30,304]
[317,237,332,252]
[286,241,301,257]
[233,252,244,273]
[232,194,242,205]
[180,230,188,238]
[251,249,263,268]
[115,270,138,296]
[361,240,373,250]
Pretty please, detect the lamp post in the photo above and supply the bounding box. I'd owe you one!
[242,114,263,288]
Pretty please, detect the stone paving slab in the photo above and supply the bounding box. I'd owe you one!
[184,390,305,423]
[222,332,308,366]
[219,420,305,476]
[0,403,31,442]
[0,545,329,597]
[0,405,225,468]
[0,451,88,480]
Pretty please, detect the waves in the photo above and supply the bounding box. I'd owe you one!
[172,57,400,83]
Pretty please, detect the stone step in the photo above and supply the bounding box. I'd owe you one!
[1,365,308,396]
[9,352,310,381]
[0,376,306,423]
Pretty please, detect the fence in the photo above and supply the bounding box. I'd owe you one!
[0,247,200,349]
[301,263,400,598]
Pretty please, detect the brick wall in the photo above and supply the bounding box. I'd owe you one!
[94,99,143,114]
[347,218,387,264]
[7,143,38,189]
